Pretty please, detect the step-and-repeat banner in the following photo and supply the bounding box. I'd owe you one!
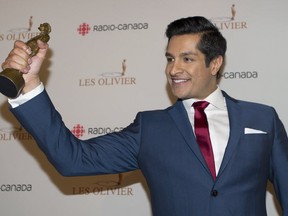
[0,0,287,215]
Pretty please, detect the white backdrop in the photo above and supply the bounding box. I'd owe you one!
[0,0,287,215]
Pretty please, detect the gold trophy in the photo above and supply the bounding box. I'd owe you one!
[0,23,51,98]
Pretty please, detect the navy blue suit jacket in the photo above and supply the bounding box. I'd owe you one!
[11,90,288,216]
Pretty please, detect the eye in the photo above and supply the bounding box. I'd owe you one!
[166,56,174,63]
[183,57,193,62]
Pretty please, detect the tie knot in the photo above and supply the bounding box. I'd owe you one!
[192,101,209,110]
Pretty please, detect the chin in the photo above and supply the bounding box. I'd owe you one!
[171,87,192,99]
[172,92,189,100]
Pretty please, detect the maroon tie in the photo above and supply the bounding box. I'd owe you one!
[193,101,216,180]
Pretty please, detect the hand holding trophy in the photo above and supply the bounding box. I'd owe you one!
[0,23,51,98]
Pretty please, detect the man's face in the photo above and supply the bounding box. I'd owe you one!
[165,34,220,100]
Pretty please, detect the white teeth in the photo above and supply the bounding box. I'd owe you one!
[173,79,187,83]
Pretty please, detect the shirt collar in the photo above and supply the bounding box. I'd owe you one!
[182,87,227,112]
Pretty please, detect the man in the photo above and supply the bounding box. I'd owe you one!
[2,16,288,216]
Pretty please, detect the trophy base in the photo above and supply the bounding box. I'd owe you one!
[0,74,24,98]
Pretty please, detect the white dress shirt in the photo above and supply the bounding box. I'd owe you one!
[8,83,44,108]
[182,87,230,175]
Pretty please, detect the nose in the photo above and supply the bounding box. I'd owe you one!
[167,60,183,76]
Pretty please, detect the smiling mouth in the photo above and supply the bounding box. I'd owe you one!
[172,78,189,84]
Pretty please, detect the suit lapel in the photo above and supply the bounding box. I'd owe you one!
[167,100,210,173]
[217,91,242,177]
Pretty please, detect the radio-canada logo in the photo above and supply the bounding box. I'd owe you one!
[71,124,85,138]
[76,21,148,36]
[77,23,91,36]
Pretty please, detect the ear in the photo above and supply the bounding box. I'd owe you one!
[210,56,223,76]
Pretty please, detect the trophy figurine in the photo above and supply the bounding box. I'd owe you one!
[0,23,51,98]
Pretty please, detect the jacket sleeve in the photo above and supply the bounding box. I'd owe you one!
[269,108,288,215]
[10,90,141,176]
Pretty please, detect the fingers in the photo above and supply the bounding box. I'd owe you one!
[36,40,49,58]
[1,40,32,73]
[37,39,49,49]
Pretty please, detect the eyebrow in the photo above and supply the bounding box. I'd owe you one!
[165,51,198,57]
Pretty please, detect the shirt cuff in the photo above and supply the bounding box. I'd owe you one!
[8,83,44,108]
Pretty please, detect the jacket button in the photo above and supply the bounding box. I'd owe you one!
[211,190,218,197]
